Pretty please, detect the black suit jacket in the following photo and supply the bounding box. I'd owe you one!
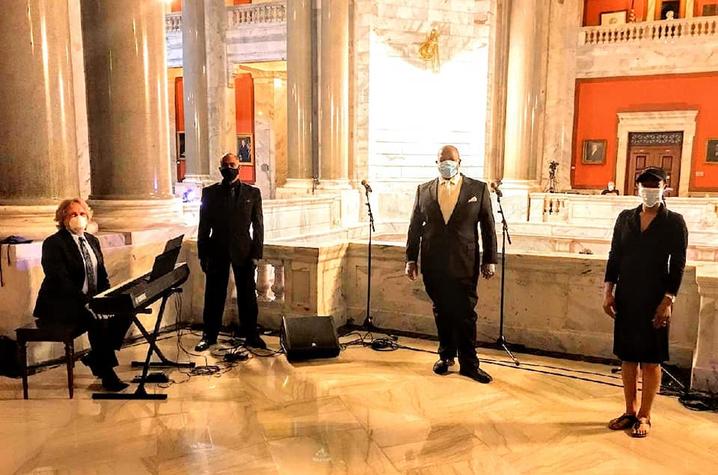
[406,175,498,279]
[34,229,110,322]
[197,181,264,264]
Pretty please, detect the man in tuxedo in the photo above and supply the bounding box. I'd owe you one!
[35,199,131,391]
[405,145,498,383]
[195,152,265,351]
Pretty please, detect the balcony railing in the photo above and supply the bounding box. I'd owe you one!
[166,12,182,34]
[228,1,286,26]
[165,1,286,35]
[579,16,718,45]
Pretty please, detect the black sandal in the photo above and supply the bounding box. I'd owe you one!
[632,417,651,438]
[608,413,637,430]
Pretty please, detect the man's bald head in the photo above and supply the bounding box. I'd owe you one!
[438,145,460,163]
[220,153,239,167]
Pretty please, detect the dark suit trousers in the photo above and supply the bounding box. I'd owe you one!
[422,271,480,368]
[37,311,131,374]
[202,257,258,340]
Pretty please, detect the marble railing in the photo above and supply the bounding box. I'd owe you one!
[165,12,182,33]
[179,238,718,392]
[579,17,718,45]
[228,1,286,26]
[529,193,718,228]
[164,1,287,67]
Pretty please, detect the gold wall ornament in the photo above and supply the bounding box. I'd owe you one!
[418,28,440,71]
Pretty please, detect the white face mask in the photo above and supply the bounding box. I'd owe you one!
[68,215,88,234]
[638,185,663,207]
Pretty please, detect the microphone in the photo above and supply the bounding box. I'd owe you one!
[361,179,373,193]
[490,180,503,198]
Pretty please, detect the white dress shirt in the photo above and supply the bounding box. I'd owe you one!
[70,231,99,295]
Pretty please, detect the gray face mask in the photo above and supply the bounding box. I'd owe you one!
[638,185,663,207]
[438,160,459,179]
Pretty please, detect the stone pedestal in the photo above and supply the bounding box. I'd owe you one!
[80,0,180,229]
[691,266,718,393]
[0,0,81,237]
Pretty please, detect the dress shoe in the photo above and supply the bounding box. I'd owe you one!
[194,338,216,352]
[245,335,267,349]
[101,369,129,392]
[432,358,455,375]
[459,366,493,384]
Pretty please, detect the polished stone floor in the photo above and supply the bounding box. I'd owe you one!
[1,333,717,475]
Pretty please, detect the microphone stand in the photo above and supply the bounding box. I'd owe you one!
[359,184,397,346]
[362,184,376,331]
[494,187,520,366]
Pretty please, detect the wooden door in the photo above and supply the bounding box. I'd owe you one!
[626,132,682,196]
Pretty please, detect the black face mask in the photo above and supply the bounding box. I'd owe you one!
[220,167,239,182]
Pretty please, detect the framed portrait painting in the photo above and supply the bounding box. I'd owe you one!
[582,139,607,165]
[600,10,627,26]
[237,134,254,165]
[706,139,718,164]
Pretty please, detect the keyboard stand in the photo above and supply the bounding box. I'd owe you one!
[93,287,189,400]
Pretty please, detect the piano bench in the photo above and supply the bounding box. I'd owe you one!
[15,323,86,400]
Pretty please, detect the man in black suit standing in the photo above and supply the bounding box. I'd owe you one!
[35,199,131,391]
[405,145,498,383]
[195,152,265,351]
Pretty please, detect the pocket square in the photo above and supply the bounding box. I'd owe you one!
[468,196,478,203]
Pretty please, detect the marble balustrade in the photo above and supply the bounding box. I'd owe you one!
[529,193,718,228]
[579,17,718,46]
[4,223,717,392]
[164,1,287,69]
[577,17,718,78]
[183,239,716,392]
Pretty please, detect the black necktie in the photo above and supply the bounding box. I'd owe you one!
[78,237,97,296]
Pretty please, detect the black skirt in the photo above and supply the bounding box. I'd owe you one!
[613,305,669,363]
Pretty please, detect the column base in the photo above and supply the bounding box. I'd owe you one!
[314,180,361,227]
[275,178,317,198]
[88,198,184,230]
[0,204,60,240]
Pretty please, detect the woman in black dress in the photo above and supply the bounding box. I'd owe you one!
[602,168,687,438]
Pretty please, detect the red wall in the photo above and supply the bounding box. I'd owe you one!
[695,0,718,15]
[175,77,184,132]
[235,73,256,183]
[171,74,256,183]
[572,73,718,192]
[584,0,648,25]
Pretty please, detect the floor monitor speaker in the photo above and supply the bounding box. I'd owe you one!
[280,315,340,362]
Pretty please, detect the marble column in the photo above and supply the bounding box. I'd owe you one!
[484,0,511,183]
[180,0,235,192]
[500,0,550,219]
[81,0,181,229]
[282,0,315,194]
[318,0,350,188]
[253,75,276,199]
[0,0,81,237]
[204,0,236,178]
[540,0,583,193]
[181,0,211,182]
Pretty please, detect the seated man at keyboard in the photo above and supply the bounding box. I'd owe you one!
[34,199,131,392]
